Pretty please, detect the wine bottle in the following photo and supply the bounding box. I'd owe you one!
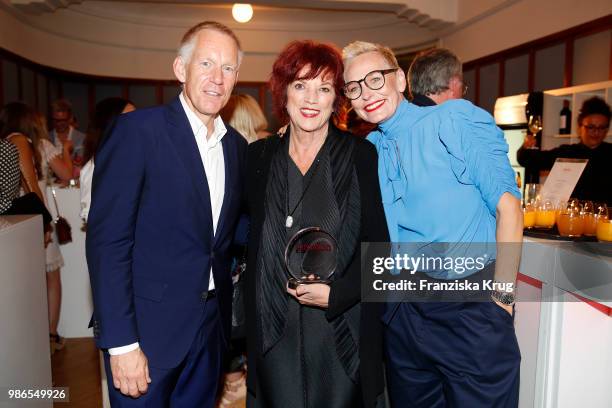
[559,100,571,135]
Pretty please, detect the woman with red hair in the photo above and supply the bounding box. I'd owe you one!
[244,40,388,407]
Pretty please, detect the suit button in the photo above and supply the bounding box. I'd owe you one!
[201,291,208,301]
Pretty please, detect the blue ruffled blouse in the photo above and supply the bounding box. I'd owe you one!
[367,99,520,279]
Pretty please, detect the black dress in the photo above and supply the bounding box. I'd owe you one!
[0,139,21,213]
[245,125,389,408]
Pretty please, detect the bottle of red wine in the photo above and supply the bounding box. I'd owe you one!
[559,100,571,135]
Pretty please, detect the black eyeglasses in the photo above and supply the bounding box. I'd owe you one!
[582,124,609,133]
[343,68,398,100]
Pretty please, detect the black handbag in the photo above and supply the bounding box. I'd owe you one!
[50,187,72,245]
[3,192,53,230]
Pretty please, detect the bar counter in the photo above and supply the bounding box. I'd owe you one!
[515,236,612,408]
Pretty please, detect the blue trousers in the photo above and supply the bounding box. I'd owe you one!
[103,297,224,407]
[385,302,520,408]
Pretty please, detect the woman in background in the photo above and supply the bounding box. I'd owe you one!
[0,138,20,214]
[1,102,73,353]
[79,97,135,223]
[517,96,611,205]
[221,94,270,143]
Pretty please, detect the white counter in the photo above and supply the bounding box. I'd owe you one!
[0,215,52,408]
[515,238,612,408]
[45,186,93,338]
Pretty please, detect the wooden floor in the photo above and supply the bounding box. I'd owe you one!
[51,338,102,407]
[50,337,246,408]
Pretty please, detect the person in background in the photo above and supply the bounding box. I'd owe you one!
[1,102,73,353]
[0,139,21,214]
[245,40,388,408]
[517,96,611,205]
[407,47,466,107]
[79,97,135,223]
[343,40,522,408]
[49,99,86,174]
[0,106,49,238]
[220,94,270,143]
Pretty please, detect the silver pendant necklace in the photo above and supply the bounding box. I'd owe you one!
[285,215,294,228]
[286,157,322,229]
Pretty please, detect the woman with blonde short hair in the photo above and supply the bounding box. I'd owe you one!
[221,94,269,143]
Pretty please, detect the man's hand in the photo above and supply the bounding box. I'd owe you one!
[110,347,151,398]
[287,283,330,308]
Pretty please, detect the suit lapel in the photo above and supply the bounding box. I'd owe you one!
[165,97,214,238]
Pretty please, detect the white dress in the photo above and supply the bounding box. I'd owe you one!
[38,138,65,272]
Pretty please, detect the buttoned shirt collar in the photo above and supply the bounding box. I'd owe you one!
[179,92,227,145]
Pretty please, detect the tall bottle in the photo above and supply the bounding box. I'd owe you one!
[559,99,572,135]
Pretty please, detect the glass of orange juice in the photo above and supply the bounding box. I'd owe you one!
[535,199,556,229]
[523,202,536,229]
[596,218,612,242]
[581,201,596,236]
[595,203,609,219]
[557,207,584,237]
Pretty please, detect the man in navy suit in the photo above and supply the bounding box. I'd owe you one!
[86,21,247,407]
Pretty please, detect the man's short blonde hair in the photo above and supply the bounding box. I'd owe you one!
[178,21,243,65]
[342,41,399,68]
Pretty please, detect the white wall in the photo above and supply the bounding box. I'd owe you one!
[440,0,612,63]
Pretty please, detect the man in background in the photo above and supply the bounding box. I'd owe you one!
[407,48,466,107]
[49,99,85,172]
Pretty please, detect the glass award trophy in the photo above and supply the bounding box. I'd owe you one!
[284,227,338,289]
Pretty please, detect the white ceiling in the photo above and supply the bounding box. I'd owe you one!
[1,0,518,80]
[7,0,462,52]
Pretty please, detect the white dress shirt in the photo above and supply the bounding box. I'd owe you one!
[79,159,94,221]
[109,93,227,356]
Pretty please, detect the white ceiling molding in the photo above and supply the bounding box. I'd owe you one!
[10,0,82,14]
[9,0,458,30]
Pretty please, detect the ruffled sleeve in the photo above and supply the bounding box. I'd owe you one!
[438,100,520,215]
[39,138,62,165]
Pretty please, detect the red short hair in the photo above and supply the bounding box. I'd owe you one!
[269,40,345,124]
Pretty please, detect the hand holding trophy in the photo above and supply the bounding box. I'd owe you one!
[284,227,338,290]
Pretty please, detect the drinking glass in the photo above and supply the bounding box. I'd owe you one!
[557,205,584,237]
[581,201,596,236]
[526,115,543,150]
[524,183,540,205]
[535,199,556,229]
[523,202,536,229]
[596,218,612,242]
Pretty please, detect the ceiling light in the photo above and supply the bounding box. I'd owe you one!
[232,4,253,23]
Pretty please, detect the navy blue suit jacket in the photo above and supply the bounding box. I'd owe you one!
[86,97,247,368]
